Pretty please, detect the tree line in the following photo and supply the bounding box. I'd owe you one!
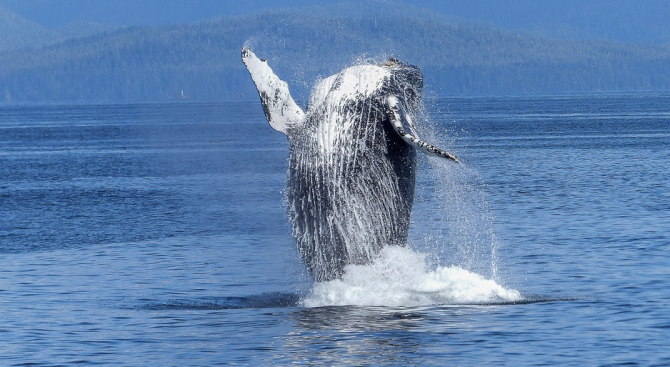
[2,4,670,103]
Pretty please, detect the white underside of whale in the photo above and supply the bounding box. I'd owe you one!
[309,65,391,107]
[241,48,305,133]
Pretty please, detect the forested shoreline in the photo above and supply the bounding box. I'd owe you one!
[2,4,670,103]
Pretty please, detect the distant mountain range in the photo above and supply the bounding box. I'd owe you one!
[0,4,112,52]
[1,2,670,102]
[3,0,670,44]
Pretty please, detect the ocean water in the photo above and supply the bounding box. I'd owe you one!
[1,94,669,366]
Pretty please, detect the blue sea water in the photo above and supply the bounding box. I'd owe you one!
[1,94,669,366]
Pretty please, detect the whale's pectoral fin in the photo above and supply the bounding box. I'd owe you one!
[385,96,459,162]
[241,48,305,134]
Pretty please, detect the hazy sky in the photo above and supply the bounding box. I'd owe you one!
[1,0,346,27]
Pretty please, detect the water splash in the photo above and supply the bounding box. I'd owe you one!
[409,101,503,281]
[415,158,502,278]
[301,246,521,307]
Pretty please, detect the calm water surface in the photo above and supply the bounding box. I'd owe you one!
[1,94,669,366]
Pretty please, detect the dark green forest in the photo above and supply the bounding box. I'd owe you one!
[2,3,670,103]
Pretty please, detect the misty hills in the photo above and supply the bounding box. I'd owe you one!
[0,4,112,52]
[3,0,670,45]
[2,3,670,102]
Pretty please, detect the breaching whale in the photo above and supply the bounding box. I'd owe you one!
[242,48,458,282]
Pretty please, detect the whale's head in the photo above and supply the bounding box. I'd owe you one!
[381,57,423,112]
[304,57,424,114]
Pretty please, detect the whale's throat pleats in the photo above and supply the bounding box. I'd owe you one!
[287,93,417,282]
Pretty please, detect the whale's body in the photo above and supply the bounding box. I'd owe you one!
[242,49,457,281]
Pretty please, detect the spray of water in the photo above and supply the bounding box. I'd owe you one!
[302,246,520,307]
[415,154,502,280]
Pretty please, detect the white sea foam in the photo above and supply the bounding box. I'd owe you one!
[301,246,521,307]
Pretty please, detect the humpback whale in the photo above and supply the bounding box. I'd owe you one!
[242,48,457,282]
